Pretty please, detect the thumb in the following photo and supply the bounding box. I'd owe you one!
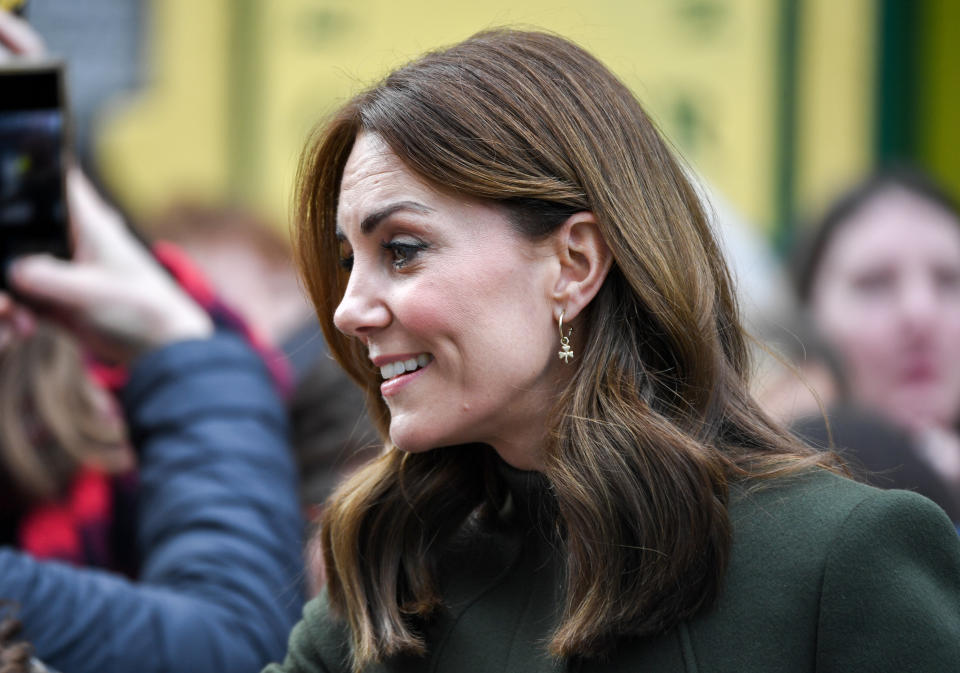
[8,254,115,312]
[0,10,47,57]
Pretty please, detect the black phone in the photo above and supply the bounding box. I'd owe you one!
[0,60,71,290]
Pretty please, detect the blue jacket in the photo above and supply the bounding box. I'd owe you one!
[1,333,305,673]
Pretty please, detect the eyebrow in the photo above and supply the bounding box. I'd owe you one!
[336,201,434,239]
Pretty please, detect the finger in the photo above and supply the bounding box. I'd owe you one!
[65,168,155,268]
[67,166,114,219]
[7,254,120,312]
[0,10,47,57]
[67,166,123,238]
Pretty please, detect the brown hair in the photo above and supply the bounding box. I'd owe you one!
[295,28,839,669]
[0,321,130,505]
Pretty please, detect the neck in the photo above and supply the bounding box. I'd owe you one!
[488,433,545,471]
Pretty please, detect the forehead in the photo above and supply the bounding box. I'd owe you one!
[823,189,960,269]
[337,134,433,221]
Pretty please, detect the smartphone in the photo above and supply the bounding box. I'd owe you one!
[0,60,71,290]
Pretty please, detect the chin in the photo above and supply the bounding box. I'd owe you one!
[388,417,482,456]
[388,421,445,454]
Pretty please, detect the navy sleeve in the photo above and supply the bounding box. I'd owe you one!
[1,332,305,673]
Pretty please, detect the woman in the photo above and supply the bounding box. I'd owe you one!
[795,168,960,522]
[268,30,960,672]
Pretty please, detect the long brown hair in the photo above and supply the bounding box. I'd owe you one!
[0,321,130,506]
[295,28,839,669]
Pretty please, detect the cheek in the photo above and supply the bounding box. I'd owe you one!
[940,314,960,374]
[822,288,889,331]
[393,291,466,353]
[390,269,499,362]
[815,296,894,375]
[943,310,960,341]
[817,293,869,345]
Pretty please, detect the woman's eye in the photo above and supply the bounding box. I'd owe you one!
[382,240,428,269]
[851,270,895,295]
[934,267,960,294]
[337,239,354,271]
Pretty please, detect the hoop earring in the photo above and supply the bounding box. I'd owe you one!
[557,311,574,363]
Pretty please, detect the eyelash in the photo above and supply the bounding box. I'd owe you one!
[337,240,428,272]
[382,240,428,269]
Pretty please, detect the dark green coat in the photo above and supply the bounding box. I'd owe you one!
[265,470,960,672]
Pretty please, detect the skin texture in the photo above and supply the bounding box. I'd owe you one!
[810,188,960,432]
[333,134,566,470]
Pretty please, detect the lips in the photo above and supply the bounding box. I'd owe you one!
[901,362,938,384]
[379,353,432,380]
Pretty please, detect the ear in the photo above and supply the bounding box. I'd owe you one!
[550,211,613,322]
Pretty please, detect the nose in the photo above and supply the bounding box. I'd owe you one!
[898,275,939,337]
[333,269,391,338]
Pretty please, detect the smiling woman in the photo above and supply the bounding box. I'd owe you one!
[267,29,960,673]
[331,132,587,468]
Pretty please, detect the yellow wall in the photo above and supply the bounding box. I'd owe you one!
[97,0,233,216]
[92,0,904,240]
[96,0,785,234]
[794,0,876,221]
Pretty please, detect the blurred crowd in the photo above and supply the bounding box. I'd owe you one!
[2,7,960,673]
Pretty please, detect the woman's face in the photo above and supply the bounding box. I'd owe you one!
[810,188,960,430]
[333,133,561,469]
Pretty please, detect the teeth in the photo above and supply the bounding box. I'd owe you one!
[379,362,401,379]
[380,354,431,380]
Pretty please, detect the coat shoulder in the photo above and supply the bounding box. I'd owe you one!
[728,468,955,555]
[686,469,960,672]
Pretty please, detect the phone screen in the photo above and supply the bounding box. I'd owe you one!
[0,62,71,288]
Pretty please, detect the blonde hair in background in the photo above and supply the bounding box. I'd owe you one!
[0,321,130,503]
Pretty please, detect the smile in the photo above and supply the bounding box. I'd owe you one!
[380,354,432,380]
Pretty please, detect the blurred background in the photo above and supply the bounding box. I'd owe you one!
[9,0,958,254]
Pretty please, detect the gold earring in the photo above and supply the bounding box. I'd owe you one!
[557,311,574,363]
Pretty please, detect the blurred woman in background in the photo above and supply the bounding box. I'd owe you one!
[796,167,960,522]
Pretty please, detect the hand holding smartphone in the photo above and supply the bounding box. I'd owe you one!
[0,59,71,289]
[0,11,213,363]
